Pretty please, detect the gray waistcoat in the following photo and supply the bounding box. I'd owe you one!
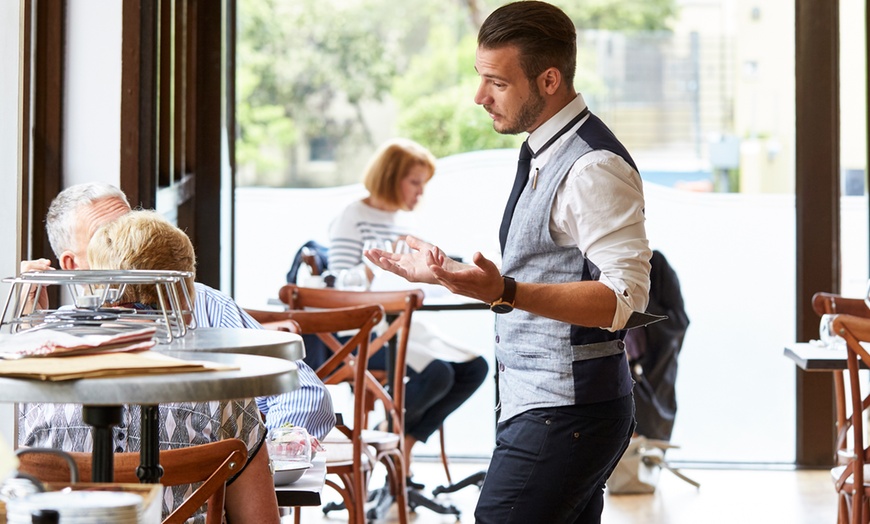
[496,119,634,422]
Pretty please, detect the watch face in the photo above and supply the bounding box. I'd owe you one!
[491,302,514,314]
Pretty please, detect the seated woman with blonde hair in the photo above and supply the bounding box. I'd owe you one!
[44,210,280,523]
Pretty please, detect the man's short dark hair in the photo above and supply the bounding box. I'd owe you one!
[477,1,577,86]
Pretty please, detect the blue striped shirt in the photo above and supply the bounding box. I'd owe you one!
[193,283,336,439]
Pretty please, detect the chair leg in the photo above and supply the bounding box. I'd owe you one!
[439,426,452,485]
[388,454,409,524]
[856,495,864,524]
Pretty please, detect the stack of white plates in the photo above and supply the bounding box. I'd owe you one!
[6,490,142,523]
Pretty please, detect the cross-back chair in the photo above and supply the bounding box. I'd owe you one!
[15,438,248,524]
[830,313,870,524]
[812,292,870,524]
[278,284,424,522]
[260,303,384,524]
[813,292,870,465]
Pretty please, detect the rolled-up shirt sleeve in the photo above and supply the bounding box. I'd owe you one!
[256,360,336,440]
[551,150,651,330]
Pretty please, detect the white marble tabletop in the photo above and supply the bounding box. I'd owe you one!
[0,350,298,405]
[155,327,305,361]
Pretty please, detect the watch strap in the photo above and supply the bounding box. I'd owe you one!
[499,275,516,306]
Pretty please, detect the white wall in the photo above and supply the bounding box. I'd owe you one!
[0,0,22,449]
[0,1,124,452]
[64,0,122,186]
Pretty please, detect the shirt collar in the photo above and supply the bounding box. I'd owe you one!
[527,94,588,157]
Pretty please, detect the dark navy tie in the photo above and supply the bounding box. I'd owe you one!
[497,107,590,255]
[499,140,533,254]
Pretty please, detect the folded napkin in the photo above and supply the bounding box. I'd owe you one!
[0,326,157,360]
[0,351,236,381]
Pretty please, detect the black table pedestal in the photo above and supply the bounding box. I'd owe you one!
[82,405,122,483]
[137,404,164,483]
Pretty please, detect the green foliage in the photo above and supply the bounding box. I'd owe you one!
[237,0,678,183]
[557,0,678,31]
[237,0,406,175]
[390,0,676,157]
[393,31,522,156]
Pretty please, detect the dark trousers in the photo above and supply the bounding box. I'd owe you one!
[403,356,489,442]
[474,394,635,524]
[368,352,489,442]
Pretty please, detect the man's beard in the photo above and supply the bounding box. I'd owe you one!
[495,82,545,135]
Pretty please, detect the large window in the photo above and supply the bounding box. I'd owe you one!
[234,0,865,465]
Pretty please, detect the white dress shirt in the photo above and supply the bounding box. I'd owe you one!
[526,94,651,330]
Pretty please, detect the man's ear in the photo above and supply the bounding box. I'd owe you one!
[539,67,562,95]
[58,251,77,270]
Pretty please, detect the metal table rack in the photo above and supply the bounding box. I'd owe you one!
[1,269,196,342]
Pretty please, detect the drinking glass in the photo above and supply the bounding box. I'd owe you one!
[819,313,845,350]
[337,266,368,291]
[362,239,386,270]
[393,238,410,255]
[267,426,312,464]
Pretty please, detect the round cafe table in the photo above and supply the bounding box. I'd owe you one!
[5,349,299,484]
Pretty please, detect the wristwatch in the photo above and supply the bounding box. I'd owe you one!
[490,276,516,314]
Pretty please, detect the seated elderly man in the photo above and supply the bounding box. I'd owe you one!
[21,210,282,523]
[20,182,335,439]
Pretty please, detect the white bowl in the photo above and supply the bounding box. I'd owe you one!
[73,295,102,309]
[272,461,312,485]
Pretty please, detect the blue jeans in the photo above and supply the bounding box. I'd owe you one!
[474,394,635,524]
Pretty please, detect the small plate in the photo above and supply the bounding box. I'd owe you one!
[272,461,312,485]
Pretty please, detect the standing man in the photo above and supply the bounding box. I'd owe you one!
[366,2,651,522]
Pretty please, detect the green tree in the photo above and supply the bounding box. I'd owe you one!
[237,0,677,185]
[392,0,676,157]
[237,0,410,180]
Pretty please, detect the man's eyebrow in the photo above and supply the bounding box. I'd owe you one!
[475,69,510,83]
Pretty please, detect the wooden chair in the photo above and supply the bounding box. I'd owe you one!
[272,303,385,524]
[15,438,248,524]
[813,293,870,462]
[812,292,870,524]
[829,313,870,524]
[278,284,423,522]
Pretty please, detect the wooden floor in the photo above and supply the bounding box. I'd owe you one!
[284,459,837,523]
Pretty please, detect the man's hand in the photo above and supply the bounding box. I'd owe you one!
[365,236,506,303]
[429,251,505,304]
[364,236,453,285]
[19,258,54,311]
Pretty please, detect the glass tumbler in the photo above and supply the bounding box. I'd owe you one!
[266,426,312,464]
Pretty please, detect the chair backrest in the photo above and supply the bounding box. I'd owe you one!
[244,308,302,334]
[274,303,383,523]
[277,284,425,431]
[286,240,329,284]
[812,292,870,317]
[15,438,248,524]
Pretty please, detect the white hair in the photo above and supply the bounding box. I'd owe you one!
[45,182,130,257]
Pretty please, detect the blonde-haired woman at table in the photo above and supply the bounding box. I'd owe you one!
[20,210,281,524]
[328,138,489,487]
